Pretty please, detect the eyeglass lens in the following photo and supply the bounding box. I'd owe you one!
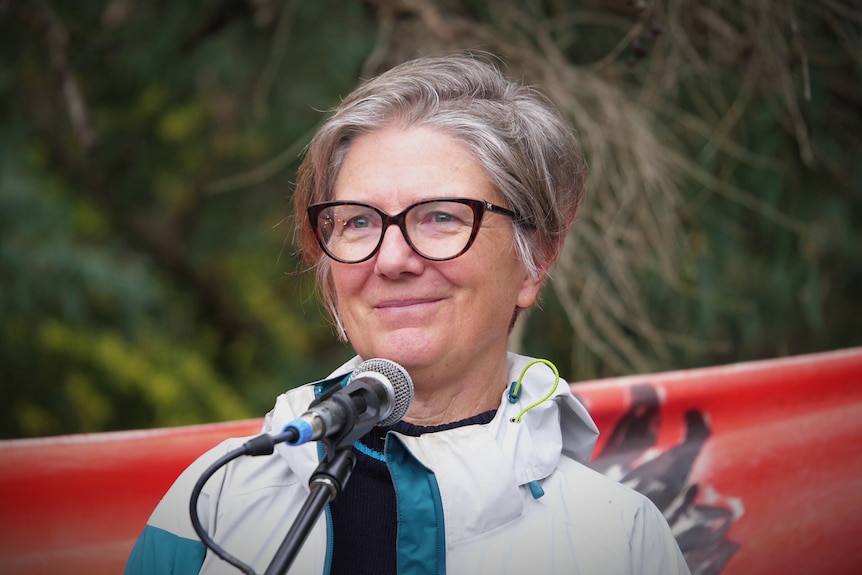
[315,200,479,263]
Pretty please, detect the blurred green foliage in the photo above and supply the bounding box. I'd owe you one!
[517,0,862,378]
[0,0,371,437]
[1,0,860,438]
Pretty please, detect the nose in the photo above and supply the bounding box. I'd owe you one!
[374,224,425,277]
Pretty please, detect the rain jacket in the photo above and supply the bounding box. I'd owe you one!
[125,353,690,575]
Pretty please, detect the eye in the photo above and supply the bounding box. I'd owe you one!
[344,214,371,229]
[430,211,456,224]
[414,203,472,228]
[333,206,380,237]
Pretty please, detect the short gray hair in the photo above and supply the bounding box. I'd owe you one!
[294,53,585,333]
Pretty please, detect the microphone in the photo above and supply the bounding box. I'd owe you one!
[283,358,414,447]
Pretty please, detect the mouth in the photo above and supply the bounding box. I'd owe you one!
[375,298,441,310]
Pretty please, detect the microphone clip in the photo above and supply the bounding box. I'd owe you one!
[305,377,386,451]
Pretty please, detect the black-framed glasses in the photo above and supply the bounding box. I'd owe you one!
[308,197,517,264]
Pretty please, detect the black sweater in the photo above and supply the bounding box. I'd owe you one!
[328,410,497,575]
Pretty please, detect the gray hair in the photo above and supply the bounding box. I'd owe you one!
[294,53,585,335]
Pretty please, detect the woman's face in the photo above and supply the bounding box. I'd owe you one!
[329,126,543,381]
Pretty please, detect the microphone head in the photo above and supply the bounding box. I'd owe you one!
[348,358,414,426]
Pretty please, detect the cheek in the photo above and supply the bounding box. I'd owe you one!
[330,264,365,313]
[457,262,523,318]
[331,261,364,288]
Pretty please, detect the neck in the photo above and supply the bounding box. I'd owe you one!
[401,354,509,426]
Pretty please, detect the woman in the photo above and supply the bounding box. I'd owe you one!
[126,54,690,575]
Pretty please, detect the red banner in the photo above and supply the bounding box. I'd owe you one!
[1,347,860,574]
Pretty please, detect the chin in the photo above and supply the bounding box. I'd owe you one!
[356,332,442,369]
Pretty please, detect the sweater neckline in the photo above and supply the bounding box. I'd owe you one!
[358,409,497,457]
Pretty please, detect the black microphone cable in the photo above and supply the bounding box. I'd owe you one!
[188,429,299,575]
[188,358,413,574]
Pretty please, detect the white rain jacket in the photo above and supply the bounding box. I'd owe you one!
[125,353,690,575]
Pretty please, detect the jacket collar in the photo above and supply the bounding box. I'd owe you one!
[264,353,600,541]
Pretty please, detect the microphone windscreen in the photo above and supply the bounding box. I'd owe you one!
[349,358,414,426]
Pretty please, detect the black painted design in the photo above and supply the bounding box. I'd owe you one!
[584,384,741,575]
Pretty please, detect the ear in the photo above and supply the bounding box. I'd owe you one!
[515,269,546,309]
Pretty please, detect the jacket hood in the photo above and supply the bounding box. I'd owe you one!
[494,353,599,481]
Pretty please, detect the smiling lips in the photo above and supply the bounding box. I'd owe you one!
[375,297,442,310]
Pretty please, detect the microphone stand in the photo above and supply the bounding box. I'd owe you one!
[263,443,355,575]
[264,383,382,575]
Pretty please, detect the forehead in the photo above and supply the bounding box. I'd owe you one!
[332,126,496,209]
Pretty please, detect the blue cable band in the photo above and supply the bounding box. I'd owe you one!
[282,419,313,445]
